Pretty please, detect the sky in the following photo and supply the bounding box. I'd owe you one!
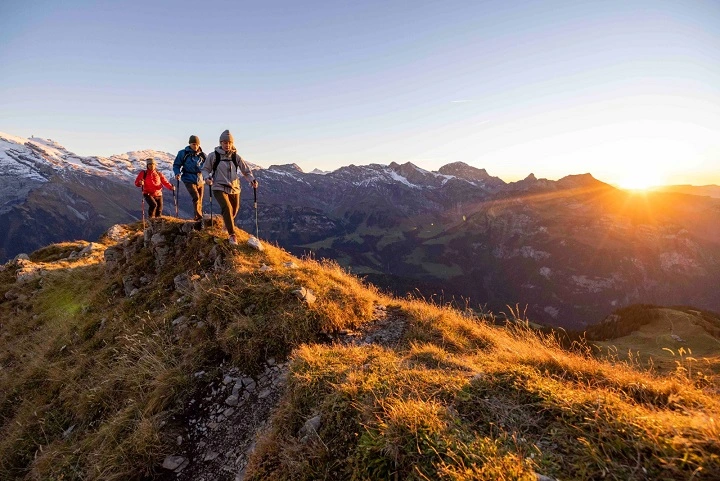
[1,0,719,187]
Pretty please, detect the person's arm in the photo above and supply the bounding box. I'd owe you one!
[238,156,258,187]
[134,171,144,188]
[202,152,214,185]
[173,150,183,180]
[160,172,174,190]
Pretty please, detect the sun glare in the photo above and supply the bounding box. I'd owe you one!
[615,167,665,191]
[617,177,656,191]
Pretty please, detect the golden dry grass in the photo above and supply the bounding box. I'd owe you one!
[247,300,720,481]
[1,219,719,480]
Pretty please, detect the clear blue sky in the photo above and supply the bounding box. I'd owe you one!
[2,0,719,186]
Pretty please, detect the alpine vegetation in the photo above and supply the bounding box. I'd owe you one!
[0,219,719,480]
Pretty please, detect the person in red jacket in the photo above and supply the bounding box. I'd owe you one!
[134,158,175,218]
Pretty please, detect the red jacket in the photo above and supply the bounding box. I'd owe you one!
[135,169,174,196]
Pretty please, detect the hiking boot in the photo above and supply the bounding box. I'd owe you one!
[229,235,238,245]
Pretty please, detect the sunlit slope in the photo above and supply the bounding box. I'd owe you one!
[1,220,719,480]
[0,219,380,480]
[248,302,720,480]
[591,306,720,374]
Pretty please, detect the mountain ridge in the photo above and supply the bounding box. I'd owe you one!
[2,132,720,330]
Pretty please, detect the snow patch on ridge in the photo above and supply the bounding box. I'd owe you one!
[387,170,421,189]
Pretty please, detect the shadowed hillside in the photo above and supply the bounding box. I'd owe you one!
[1,220,719,480]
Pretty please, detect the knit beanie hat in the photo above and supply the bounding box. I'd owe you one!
[189,135,200,145]
[219,130,234,143]
[146,158,156,166]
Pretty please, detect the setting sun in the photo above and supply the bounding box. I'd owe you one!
[616,166,665,191]
[617,177,658,191]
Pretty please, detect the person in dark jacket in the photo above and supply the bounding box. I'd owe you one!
[173,135,206,220]
[135,158,175,218]
[202,130,258,245]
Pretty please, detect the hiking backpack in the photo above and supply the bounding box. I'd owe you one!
[181,149,206,174]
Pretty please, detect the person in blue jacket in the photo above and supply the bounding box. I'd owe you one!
[173,135,206,220]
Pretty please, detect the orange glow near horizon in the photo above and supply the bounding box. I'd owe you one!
[615,167,666,191]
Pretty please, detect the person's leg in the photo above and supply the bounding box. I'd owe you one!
[229,193,240,219]
[155,195,164,217]
[213,190,235,236]
[184,182,202,220]
[145,194,158,218]
[196,183,204,219]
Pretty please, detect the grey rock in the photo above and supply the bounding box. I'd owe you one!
[79,242,101,256]
[204,451,219,462]
[225,395,239,406]
[292,287,316,305]
[150,233,166,246]
[62,424,76,439]
[241,377,257,391]
[174,273,190,292]
[105,224,128,241]
[103,246,123,266]
[247,236,263,251]
[4,289,19,300]
[162,455,186,471]
[122,276,137,296]
[298,414,322,438]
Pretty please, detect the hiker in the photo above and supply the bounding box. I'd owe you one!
[202,130,259,245]
[134,158,175,218]
[173,134,206,220]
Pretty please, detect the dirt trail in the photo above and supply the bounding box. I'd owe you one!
[164,304,407,481]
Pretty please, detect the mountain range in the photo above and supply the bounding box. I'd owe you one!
[2,132,719,329]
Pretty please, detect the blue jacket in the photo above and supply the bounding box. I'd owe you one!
[173,146,206,184]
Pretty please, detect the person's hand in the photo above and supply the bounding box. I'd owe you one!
[207,178,213,186]
[175,174,181,180]
[251,179,259,188]
[140,181,144,187]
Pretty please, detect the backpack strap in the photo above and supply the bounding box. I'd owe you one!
[211,151,239,178]
[181,149,206,173]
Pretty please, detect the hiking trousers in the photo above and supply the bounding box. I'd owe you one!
[183,182,204,220]
[144,194,163,218]
[212,190,240,236]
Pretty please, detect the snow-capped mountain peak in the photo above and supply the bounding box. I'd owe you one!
[0,132,176,182]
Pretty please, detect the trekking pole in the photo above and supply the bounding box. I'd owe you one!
[141,191,146,230]
[174,179,179,217]
[253,184,259,238]
[209,183,213,225]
